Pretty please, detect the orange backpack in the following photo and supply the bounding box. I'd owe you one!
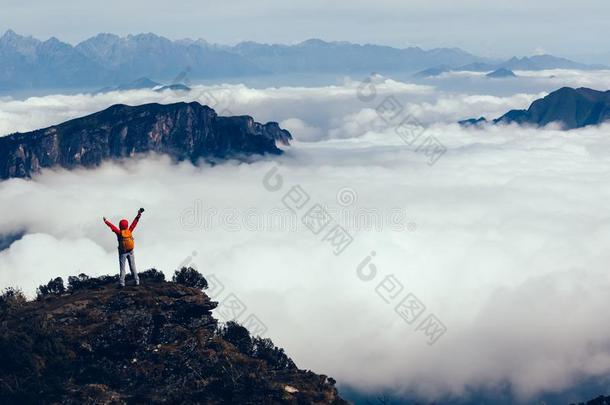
[120,229,135,252]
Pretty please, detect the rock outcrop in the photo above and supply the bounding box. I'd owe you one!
[460,87,610,129]
[572,395,610,405]
[0,271,345,404]
[0,102,292,179]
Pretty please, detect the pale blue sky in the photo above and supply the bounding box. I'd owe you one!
[1,0,609,61]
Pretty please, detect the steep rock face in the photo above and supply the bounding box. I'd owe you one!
[460,87,610,129]
[493,87,610,129]
[0,102,292,179]
[0,277,345,404]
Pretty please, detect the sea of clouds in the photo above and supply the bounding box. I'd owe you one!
[1,72,610,402]
[437,68,610,89]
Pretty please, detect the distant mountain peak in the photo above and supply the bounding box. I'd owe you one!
[298,38,330,46]
[95,77,162,93]
[126,32,166,41]
[1,28,18,38]
[87,32,121,41]
[486,68,517,78]
[0,29,36,44]
[460,87,610,129]
[414,65,452,78]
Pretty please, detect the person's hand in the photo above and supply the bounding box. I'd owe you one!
[138,208,145,214]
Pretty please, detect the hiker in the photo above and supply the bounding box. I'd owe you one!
[103,208,145,287]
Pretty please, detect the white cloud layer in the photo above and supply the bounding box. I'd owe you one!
[1,75,610,402]
[0,77,433,137]
[438,69,610,91]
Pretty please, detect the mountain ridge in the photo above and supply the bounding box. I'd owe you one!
[415,55,603,78]
[0,101,292,179]
[459,87,610,129]
[2,29,602,91]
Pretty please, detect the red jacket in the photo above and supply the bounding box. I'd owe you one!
[104,213,142,252]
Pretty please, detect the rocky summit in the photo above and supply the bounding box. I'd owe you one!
[0,271,345,404]
[0,102,293,180]
[459,87,610,129]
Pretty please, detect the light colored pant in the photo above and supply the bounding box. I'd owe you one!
[119,251,139,286]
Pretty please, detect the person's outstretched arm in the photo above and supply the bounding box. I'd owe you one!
[103,217,120,234]
[130,208,145,231]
